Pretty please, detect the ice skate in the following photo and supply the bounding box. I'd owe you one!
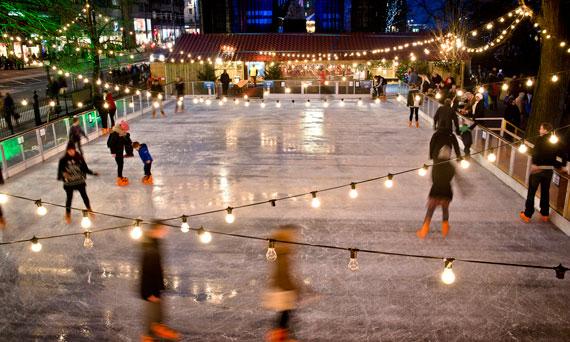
[442,221,450,238]
[416,219,430,239]
[519,211,531,223]
[64,213,71,224]
[416,121,419,128]
[117,177,129,186]
[151,323,180,340]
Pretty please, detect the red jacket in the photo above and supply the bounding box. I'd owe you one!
[105,93,116,111]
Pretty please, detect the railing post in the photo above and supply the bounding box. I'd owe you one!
[525,156,532,185]
[140,94,143,116]
[0,143,7,178]
[123,99,127,117]
[335,81,339,95]
[509,145,516,176]
[36,128,44,162]
[191,82,195,96]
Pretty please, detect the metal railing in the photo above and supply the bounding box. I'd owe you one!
[415,92,570,220]
[164,80,407,98]
[0,94,156,179]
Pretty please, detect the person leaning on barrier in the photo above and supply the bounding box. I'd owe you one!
[520,122,568,223]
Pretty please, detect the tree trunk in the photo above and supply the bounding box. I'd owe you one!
[87,0,101,91]
[527,0,570,135]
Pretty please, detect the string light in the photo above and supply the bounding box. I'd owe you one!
[441,258,456,285]
[276,100,281,108]
[418,165,428,177]
[266,240,277,261]
[77,102,84,108]
[501,83,509,91]
[130,220,143,240]
[487,152,497,162]
[180,215,190,233]
[35,200,47,216]
[551,75,559,82]
[435,92,442,100]
[460,159,470,169]
[526,79,533,87]
[549,133,559,144]
[197,226,212,244]
[385,174,394,188]
[311,191,321,208]
[30,236,42,252]
[225,207,235,224]
[21,99,28,106]
[348,249,359,271]
[305,99,311,107]
[518,143,528,154]
[349,183,358,199]
[81,210,92,229]
[0,194,7,204]
[83,231,94,249]
[357,99,363,106]
[457,90,464,97]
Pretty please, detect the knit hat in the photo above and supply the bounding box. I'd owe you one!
[119,120,129,132]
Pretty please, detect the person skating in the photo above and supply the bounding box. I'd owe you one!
[429,128,462,161]
[264,224,300,342]
[150,78,165,118]
[175,77,184,113]
[132,141,154,185]
[458,120,472,157]
[406,84,423,128]
[417,145,456,239]
[57,143,98,224]
[69,117,88,154]
[107,120,133,186]
[520,122,567,223]
[140,222,180,341]
[433,99,459,134]
[3,92,16,134]
[93,92,109,134]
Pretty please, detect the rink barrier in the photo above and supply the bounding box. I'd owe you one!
[0,94,160,179]
[396,87,570,233]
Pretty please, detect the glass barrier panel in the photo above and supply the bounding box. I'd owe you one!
[512,148,530,185]
[548,174,567,213]
[22,130,40,160]
[84,111,97,135]
[39,125,57,152]
[2,137,24,167]
[497,143,512,173]
[53,118,70,147]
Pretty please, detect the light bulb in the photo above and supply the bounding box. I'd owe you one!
[103,102,109,109]
[49,101,56,107]
[518,143,528,154]
[385,174,394,188]
[125,88,130,93]
[81,211,92,229]
[551,75,559,82]
[30,237,42,252]
[311,192,321,208]
[158,94,163,100]
[348,249,359,271]
[349,183,358,199]
[340,99,346,106]
[153,101,160,108]
[441,259,456,285]
[192,98,198,104]
[501,83,509,91]
[266,240,277,261]
[205,99,212,105]
[245,100,250,107]
[456,90,464,97]
[418,165,428,177]
[260,101,266,108]
[549,133,559,144]
[35,200,47,216]
[526,79,533,87]
[225,207,235,224]
[77,102,83,107]
[276,101,281,108]
[83,231,94,248]
[21,99,28,106]
[146,91,151,98]
[198,227,212,244]
[478,86,485,94]
[130,221,143,240]
[180,216,190,233]
[136,90,141,95]
[435,92,442,100]
[374,98,380,104]
[357,99,363,106]
[96,79,102,85]
[487,153,497,162]
[305,100,311,107]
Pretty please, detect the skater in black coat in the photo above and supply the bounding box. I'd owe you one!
[107,120,133,186]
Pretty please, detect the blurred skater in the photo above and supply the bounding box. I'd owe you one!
[140,222,180,341]
[417,145,456,239]
[57,143,98,224]
[264,224,300,342]
[68,117,88,154]
[150,78,165,118]
[175,77,185,113]
[107,120,133,186]
[104,91,117,128]
[407,84,422,128]
[132,141,153,185]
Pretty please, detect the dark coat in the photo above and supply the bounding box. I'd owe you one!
[429,130,462,160]
[140,238,165,300]
[220,72,231,85]
[429,162,455,201]
[407,90,423,107]
[107,126,133,156]
[69,124,87,143]
[531,135,566,167]
[57,153,94,187]
[469,100,485,129]
[175,81,185,96]
[433,105,458,133]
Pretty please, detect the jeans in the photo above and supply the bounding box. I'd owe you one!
[144,162,152,176]
[409,107,419,121]
[64,185,91,214]
[525,170,553,217]
[115,156,124,178]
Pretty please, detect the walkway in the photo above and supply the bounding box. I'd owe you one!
[0,98,568,341]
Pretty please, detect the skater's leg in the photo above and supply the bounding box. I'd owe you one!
[115,157,124,178]
[77,185,91,210]
[65,187,74,214]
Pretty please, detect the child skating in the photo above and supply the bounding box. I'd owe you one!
[132,141,154,185]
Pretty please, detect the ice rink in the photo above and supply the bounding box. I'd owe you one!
[0,98,568,341]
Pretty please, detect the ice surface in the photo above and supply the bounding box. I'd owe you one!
[0,98,568,341]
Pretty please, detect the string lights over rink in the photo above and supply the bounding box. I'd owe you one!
[0,117,567,283]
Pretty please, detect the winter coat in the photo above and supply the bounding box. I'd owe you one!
[150,81,163,98]
[429,130,462,161]
[140,237,165,300]
[57,153,94,187]
[105,93,116,111]
[3,95,15,118]
[69,124,87,143]
[504,103,521,128]
[469,100,485,129]
[433,105,458,133]
[407,90,423,107]
[175,81,185,96]
[107,125,133,156]
[531,135,566,168]
[429,162,455,201]
[220,72,231,85]
[137,143,153,163]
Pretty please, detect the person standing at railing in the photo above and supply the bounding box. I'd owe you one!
[3,93,16,134]
[104,91,117,129]
[93,92,109,135]
[150,78,165,118]
[520,122,567,223]
[33,91,41,126]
